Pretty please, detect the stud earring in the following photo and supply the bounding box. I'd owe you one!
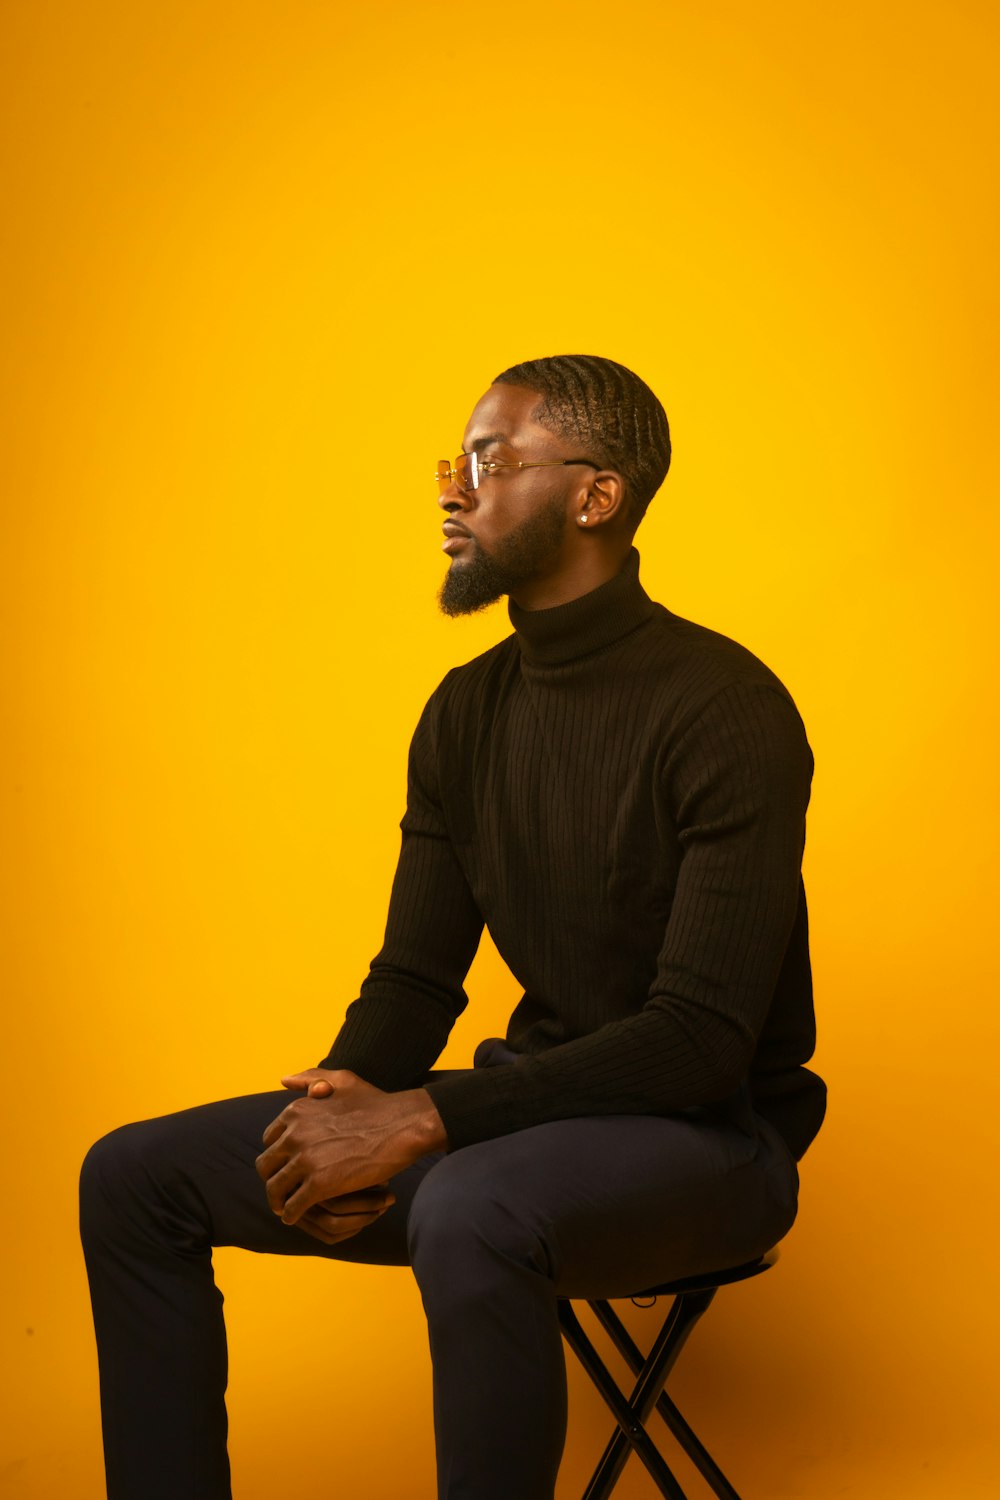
[579,515,588,524]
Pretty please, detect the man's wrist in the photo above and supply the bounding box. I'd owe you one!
[395,1087,449,1155]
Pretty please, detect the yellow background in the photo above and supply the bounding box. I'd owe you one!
[2,1,997,1495]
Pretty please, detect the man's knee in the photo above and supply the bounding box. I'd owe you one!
[406,1146,556,1295]
[79,1115,189,1245]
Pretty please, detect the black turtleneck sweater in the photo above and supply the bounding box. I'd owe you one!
[320,548,826,1162]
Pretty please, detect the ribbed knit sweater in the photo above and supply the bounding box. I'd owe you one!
[321,548,826,1162]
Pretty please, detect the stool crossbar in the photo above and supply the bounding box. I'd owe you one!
[558,1247,779,1499]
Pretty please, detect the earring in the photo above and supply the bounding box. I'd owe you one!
[579,515,588,524]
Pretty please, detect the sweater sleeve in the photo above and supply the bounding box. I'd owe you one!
[317,679,485,1089]
[422,681,813,1147]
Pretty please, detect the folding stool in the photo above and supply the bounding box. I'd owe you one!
[558,1246,780,1498]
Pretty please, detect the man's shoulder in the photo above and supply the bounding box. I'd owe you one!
[621,603,803,735]
[633,609,813,788]
[417,605,805,744]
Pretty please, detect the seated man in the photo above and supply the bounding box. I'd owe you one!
[80,352,826,1500]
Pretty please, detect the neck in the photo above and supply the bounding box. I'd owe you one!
[507,546,658,667]
[508,540,634,611]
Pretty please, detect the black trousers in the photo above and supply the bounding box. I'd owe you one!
[79,1065,799,1500]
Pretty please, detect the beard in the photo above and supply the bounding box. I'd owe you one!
[438,498,568,617]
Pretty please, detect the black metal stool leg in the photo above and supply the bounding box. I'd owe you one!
[579,1290,715,1498]
[580,1296,690,1497]
[560,1252,779,1498]
[647,1388,742,1500]
[559,1298,694,1498]
[590,1293,743,1500]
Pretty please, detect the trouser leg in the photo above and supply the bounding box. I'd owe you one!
[80,1080,799,1500]
[407,1098,798,1500]
[79,1089,442,1500]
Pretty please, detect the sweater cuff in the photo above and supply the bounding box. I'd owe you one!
[423,1062,558,1149]
[319,994,451,1093]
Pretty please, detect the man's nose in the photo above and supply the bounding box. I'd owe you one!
[437,480,473,513]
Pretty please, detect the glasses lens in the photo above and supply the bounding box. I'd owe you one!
[454,453,477,492]
[436,460,454,494]
[436,454,478,493]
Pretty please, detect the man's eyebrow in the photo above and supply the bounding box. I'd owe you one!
[461,433,509,454]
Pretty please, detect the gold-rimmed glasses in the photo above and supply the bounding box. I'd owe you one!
[435,452,600,495]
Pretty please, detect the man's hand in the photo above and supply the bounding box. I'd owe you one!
[293,1186,397,1246]
[255,1067,448,1230]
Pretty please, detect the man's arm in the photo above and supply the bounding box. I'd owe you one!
[419,681,813,1147]
[258,677,813,1219]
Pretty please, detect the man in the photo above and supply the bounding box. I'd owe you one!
[81,353,826,1500]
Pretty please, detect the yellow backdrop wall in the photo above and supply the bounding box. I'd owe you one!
[2,2,997,1496]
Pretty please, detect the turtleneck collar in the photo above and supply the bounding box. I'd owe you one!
[507,547,658,667]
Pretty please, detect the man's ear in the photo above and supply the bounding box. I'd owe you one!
[576,470,627,527]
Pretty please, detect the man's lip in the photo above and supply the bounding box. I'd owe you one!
[442,521,472,554]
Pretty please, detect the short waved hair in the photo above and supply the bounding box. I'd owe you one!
[493,353,671,524]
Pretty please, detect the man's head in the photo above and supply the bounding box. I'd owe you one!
[437,355,670,617]
[492,354,671,525]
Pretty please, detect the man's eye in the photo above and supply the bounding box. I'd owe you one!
[480,461,501,474]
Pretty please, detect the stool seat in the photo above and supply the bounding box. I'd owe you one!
[558,1247,780,1499]
[626,1244,780,1300]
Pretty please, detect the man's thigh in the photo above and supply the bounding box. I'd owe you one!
[408,1101,799,1298]
[103,1088,443,1266]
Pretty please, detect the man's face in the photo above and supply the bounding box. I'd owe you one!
[437,382,590,617]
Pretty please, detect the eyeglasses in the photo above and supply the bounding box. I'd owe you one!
[435,451,600,495]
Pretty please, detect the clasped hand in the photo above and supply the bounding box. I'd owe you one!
[255,1068,446,1246]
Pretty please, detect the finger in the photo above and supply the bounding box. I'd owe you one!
[279,1069,342,1092]
[262,1160,304,1215]
[310,1204,387,1229]
[279,1164,398,1222]
[292,1214,340,1246]
[317,1179,392,1200]
[281,1068,357,1089]
[296,1207,387,1244]
[255,1137,292,1181]
[261,1114,290,1148]
[255,1141,282,1180]
[321,1211,385,1239]
[280,1071,322,1091]
[307,1081,334,1097]
[320,1190,396,1214]
[279,1175,331,1225]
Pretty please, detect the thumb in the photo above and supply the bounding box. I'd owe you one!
[280,1070,325,1091]
[280,1070,337,1098]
